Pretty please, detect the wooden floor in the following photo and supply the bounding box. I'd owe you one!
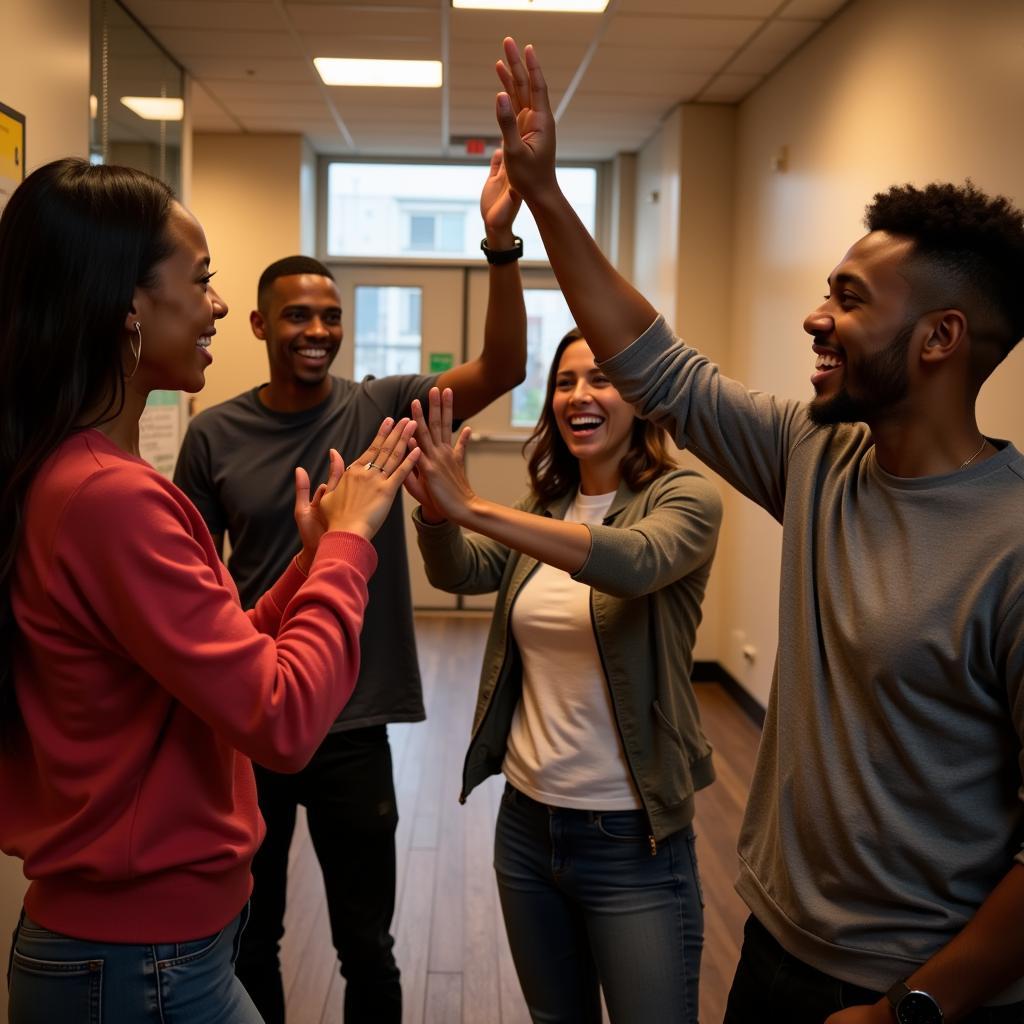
[278,615,761,1024]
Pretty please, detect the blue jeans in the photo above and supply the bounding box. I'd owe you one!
[724,915,1024,1023]
[493,782,704,1024]
[8,906,262,1023]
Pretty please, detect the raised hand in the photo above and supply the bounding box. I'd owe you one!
[494,38,557,203]
[480,147,522,248]
[294,446,345,569]
[314,417,421,544]
[408,387,475,524]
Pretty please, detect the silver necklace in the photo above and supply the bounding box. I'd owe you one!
[960,436,987,470]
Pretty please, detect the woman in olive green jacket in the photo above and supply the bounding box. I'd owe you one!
[407,329,722,1024]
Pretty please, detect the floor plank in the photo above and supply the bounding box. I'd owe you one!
[279,614,760,1023]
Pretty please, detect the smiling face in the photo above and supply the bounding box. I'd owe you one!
[805,231,922,426]
[551,338,636,474]
[129,201,227,394]
[252,273,343,395]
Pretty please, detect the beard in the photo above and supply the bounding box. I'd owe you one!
[808,320,914,426]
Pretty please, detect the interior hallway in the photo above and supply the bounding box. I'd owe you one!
[278,614,760,1023]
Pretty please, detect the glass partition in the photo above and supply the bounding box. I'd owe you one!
[90,0,184,194]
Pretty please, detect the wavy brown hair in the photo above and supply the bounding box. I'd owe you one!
[526,327,677,503]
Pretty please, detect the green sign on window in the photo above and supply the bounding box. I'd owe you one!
[428,352,454,373]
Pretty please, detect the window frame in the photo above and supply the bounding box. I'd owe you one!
[316,154,609,269]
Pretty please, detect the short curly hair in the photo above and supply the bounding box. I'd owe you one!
[864,181,1024,362]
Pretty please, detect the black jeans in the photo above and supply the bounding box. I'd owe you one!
[725,915,1024,1023]
[235,726,401,1024]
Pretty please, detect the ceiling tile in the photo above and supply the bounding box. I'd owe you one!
[200,81,322,103]
[153,28,305,59]
[618,0,779,12]
[119,0,844,155]
[697,72,763,102]
[288,0,436,6]
[288,5,438,36]
[183,56,313,82]
[726,18,821,74]
[121,1,282,32]
[603,15,763,49]
[588,44,735,76]
[780,0,850,18]
[579,69,711,99]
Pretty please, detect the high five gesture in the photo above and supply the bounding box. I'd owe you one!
[493,37,658,360]
[494,38,557,203]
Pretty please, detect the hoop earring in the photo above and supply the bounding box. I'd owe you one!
[125,322,143,380]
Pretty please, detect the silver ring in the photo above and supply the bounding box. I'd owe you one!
[365,461,379,471]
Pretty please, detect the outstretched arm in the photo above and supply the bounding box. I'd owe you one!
[436,148,527,419]
[494,37,658,362]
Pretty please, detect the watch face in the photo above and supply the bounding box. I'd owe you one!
[897,991,943,1024]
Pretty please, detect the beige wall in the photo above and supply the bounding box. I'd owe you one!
[630,104,737,664]
[189,133,311,412]
[0,0,89,172]
[681,0,1024,704]
[0,0,91,997]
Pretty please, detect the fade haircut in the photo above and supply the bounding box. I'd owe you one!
[864,181,1024,363]
[257,255,334,310]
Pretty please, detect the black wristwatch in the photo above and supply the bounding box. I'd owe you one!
[480,236,523,265]
[885,980,944,1024]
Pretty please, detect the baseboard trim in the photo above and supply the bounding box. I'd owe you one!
[693,660,766,728]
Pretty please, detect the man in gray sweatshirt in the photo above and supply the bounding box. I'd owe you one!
[489,37,1024,1024]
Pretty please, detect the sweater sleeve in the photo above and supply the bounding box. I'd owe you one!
[412,504,520,595]
[49,469,377,773]
[601,315,816,522]
[572,472,723,600]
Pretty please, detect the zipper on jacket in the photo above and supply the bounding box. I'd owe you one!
[589,593,658,856]
[459,560,541,804]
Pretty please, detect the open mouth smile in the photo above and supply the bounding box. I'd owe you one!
[811,347,844,386]
[567,413,605,436]
[294,346,330,362]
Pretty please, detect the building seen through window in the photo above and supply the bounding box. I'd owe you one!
[327,161,597,261]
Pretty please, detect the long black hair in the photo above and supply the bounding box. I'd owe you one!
[525,327,677,503]
[0,158,175,739]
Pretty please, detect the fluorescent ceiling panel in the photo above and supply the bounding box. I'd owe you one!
[452,0,608,10]
[314,58,443,88]
[120,96,184,120]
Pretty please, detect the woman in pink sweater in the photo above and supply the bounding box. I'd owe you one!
[0,159,419,1023]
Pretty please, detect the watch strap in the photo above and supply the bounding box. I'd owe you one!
[886,980,911,1009]
[480,236,523,265]
[885,979,944,1024]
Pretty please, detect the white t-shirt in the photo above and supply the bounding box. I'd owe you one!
[502,488,642,810]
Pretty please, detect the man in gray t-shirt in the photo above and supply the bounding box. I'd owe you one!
[490,37,1024,1024]
[174,153,527,1024]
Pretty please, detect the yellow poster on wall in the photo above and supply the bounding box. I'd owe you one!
[0,102,26,213]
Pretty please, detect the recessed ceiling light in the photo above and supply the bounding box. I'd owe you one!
[120,96,184,121]
[452,0,608,10]
[314,58,443,88]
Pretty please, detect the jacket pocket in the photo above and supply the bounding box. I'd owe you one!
[651,700,694,806]
[652,699,686,754]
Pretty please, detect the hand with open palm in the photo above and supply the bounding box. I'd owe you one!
[494,37,558,204]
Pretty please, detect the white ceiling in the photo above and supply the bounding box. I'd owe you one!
[121,0,849,160]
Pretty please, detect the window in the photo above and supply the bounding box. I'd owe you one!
[353,285,423,380]
[510,288,576,428]
[404,208,467,253]
[326,161,598,261]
